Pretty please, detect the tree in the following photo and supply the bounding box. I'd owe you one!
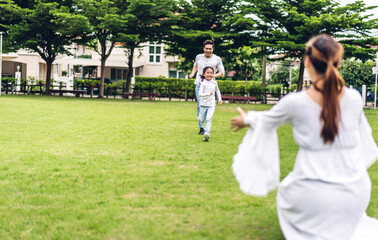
[6,0,77,94]
[0,0,22,53]
[61,0,126,98]
[227,46,262,81]
[163,0,253,74]
[244,0,378,91]
[115,0,175,92]
[271,60,300,85]
[339,59,374,89]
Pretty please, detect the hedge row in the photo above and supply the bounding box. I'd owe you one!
[133,77,292,97]
[2,76,295,100]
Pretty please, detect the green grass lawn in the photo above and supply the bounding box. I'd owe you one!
[0,95,377,240]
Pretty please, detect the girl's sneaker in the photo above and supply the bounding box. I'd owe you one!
[204,132,210,141]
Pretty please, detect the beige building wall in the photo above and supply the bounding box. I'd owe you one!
[2,52,40,80]
[1,42,181,83]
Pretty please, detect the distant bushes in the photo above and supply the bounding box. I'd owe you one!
[2,76,292,101]
[134,77,288,98]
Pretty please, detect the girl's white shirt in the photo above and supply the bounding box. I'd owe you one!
[198,79,222,106]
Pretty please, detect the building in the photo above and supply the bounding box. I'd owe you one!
[1,42,185,87]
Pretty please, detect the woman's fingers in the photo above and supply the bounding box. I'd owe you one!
[230,115,243,132]
[236,107,246,117]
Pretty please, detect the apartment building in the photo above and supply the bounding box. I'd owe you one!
[1,42,185,84]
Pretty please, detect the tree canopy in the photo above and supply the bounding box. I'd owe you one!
[115,0,175,92]
[163,0,254,72]
[1,0,378,95]
[242,0,378,90]
[5,0,78,93]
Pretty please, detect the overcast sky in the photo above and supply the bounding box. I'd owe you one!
[335,0,378,18]
[335,0,378,36]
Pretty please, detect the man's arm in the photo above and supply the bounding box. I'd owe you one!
[214,57,225,78]
[215,82,222,104]
[189,65,198,79]
[213,71,223,78]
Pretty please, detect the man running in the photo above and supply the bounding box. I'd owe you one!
[189,40,225,135]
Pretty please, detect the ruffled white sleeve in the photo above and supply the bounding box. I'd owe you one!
[232,95,292,196]
[358,113,378,169]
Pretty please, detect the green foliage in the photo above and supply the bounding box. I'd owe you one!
[77,54,92,59]
[6,0,78,91]
[290,84,298,92]
[60,0,126,97]
[271,60,300,84]
[339,59,375,89]
[1,76,15,84]
[227,46,262,81]
[74,79,101,89]
[115,0,175,92]
[134,77,285,97]
[164,0,250,72]
[243,0,378,90]
[267,84,283,94]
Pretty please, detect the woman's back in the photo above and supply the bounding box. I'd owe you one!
[288,87,363,151]
[231,33,378,240]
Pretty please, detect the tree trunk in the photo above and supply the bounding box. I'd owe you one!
[98,39,107,98]
[45,59,53,95]
[125,45,135,93]
[99,57,106,98]
[261,54,267,104]
[297,57,305,91]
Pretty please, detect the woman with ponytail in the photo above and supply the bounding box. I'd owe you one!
[231,34,378,239]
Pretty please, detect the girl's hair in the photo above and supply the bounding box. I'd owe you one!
[306,34,345,143]
[200,66,214,82]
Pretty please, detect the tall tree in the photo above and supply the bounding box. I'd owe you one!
[61,0,126,98]
[115,0,175,92]
[339,59,375,89]
[163,0,253,74]
[6,0,76,94]
[0,0,22,53]
[227,46,262,81]
[244,0,378,91]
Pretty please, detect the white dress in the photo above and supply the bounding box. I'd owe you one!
[232,88,378,240]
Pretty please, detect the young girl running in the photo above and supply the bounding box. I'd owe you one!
[198,66,222,141]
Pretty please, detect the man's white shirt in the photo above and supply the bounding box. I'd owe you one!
[194,54,225,85]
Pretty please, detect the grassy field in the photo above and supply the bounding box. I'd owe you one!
[0,95,377,240]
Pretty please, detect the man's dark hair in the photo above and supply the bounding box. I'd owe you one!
[203,40,214,48]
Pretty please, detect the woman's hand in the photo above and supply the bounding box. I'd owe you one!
[231,107,249,132]
[210,90,214,95]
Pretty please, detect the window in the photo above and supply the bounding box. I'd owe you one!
[169,70,185,79]
[54,64,59,75]
[111,68,128,80]
[149,43,162,63]
[169,71,177,78]
[178,72,184,79]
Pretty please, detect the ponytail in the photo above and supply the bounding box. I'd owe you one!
[307,35,345,143]
[200,74,206,82]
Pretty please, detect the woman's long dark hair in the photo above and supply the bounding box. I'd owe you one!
[200,66,214,82]
[306,34,345,143]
